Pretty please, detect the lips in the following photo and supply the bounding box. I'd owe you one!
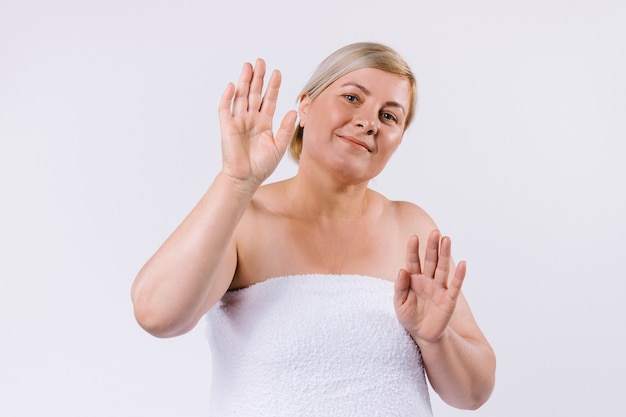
[339,135,372,152]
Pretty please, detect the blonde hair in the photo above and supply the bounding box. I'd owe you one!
[289,42,417,162]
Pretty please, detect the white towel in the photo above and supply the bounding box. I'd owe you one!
[204,274,433,417]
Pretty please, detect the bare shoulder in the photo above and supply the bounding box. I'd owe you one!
[363,190,441,253]
[246,180,289,216]
[385,196,438,234]
[225,182,286,237]
[230,180,293,288]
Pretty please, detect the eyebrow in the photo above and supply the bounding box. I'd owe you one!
[340,82,406,114]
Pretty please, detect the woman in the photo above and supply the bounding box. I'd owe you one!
[132,42,495,416]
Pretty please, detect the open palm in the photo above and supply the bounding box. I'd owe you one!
[218,59,296,187]
[394,230,466,344]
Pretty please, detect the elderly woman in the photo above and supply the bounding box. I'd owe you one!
[132,42,496,416]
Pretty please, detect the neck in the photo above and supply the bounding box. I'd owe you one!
[285,167,371,220]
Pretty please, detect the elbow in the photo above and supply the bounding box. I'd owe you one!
[464,385,494,410]
[133,302,177,338]
[131,283,193,338]
[463,356,497,410]
[440,351,496,410]
[446,378,495,411]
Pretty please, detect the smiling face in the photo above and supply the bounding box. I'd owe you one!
[298,67,412,182]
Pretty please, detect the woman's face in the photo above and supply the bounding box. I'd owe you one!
[298,67,412,182]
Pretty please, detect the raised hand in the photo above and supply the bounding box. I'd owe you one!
[218,59,297,188]
[393,230,466,344]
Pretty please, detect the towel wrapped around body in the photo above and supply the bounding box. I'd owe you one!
[204,274,433,417]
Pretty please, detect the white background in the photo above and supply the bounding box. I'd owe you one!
[1,0,625,416]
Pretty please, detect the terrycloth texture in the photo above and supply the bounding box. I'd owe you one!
[204,274,433,417]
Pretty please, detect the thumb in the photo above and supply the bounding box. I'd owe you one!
[274,110,298,154]
[394,269,411,307]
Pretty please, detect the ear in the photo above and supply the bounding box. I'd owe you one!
[298,94,311,127]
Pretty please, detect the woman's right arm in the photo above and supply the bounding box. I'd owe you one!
[131,59,296,338]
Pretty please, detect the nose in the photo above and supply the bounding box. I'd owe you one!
[356,116,379,136]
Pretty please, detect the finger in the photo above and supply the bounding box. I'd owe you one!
[422,230,441,278]
[446,260,466,302]
[405,234,421,275]
[274,110,298,153]
[248,58,266,112]
[259,69,281,116]
[434,236,452,285]
[232,62,253,116]
[394,269,411,306]
[218,82,235,125]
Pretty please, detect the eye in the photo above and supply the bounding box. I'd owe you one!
[380,112,398,123]
[344,94,359,103]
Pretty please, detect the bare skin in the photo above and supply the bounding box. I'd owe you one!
[131,59,495,410]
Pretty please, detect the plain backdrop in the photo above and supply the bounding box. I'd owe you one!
[1,0,625,416]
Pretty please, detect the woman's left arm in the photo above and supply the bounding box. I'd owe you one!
[394,230,496,410]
